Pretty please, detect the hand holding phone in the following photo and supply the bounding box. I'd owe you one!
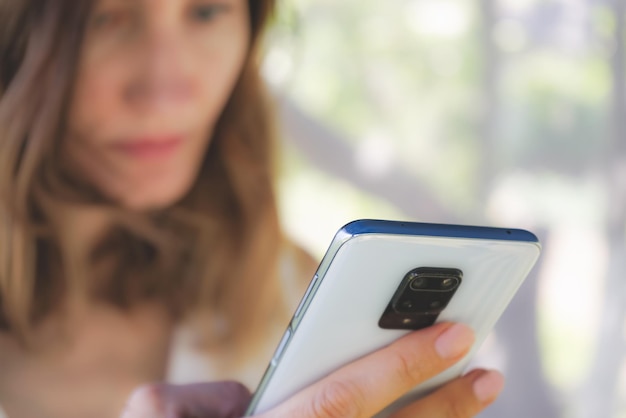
[247,220,540,417]
[252,322,505,418]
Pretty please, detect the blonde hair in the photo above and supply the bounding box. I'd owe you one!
[0,0,286,358]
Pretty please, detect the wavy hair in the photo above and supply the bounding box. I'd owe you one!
[0,0,286,359]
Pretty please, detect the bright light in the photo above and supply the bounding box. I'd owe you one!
[405,0,471,39]
[262,47,294,86]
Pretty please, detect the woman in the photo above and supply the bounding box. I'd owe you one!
[0,1,504,417]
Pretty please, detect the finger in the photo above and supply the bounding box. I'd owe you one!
[120,381,251,418]
[390,369,505,418]
[261,322,475,418]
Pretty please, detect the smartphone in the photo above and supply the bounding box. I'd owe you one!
[246,220,541,417]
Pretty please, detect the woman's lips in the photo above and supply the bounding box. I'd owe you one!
[109,136,184,160]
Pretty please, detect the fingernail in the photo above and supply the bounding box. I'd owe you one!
[473,370,505,403]
[434,324,474,359]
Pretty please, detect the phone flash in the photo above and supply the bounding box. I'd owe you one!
[402,318,412,325]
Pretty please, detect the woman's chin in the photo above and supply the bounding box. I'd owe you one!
[89,159,203,212]
[114,185,191,212]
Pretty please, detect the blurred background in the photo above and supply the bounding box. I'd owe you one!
[263,0,626,417]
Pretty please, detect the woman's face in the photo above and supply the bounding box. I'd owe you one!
[65,0,250,210]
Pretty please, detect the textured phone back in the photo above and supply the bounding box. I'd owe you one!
[250,227,540,416]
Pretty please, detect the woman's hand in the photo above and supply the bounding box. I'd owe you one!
[120,381,252,418]
[259,322,503,418]
[120,322,504,418]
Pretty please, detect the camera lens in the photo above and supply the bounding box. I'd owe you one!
[430,300,442,309]
[409,277,427,291]
[400,300,415,310]
[441,278,456,289]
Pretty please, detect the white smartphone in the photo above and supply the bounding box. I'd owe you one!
[246,220,541,417]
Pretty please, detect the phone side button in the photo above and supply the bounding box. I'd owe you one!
[270,327,292,367]
[293,274,320,327]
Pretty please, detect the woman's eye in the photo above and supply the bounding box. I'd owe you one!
[190,4,228,23]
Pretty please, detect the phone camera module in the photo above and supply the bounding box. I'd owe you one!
[381,267,463,330]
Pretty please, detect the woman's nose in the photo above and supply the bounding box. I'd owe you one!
[125,28,193,113]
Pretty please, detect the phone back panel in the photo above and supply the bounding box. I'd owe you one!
[248,220,540,416]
